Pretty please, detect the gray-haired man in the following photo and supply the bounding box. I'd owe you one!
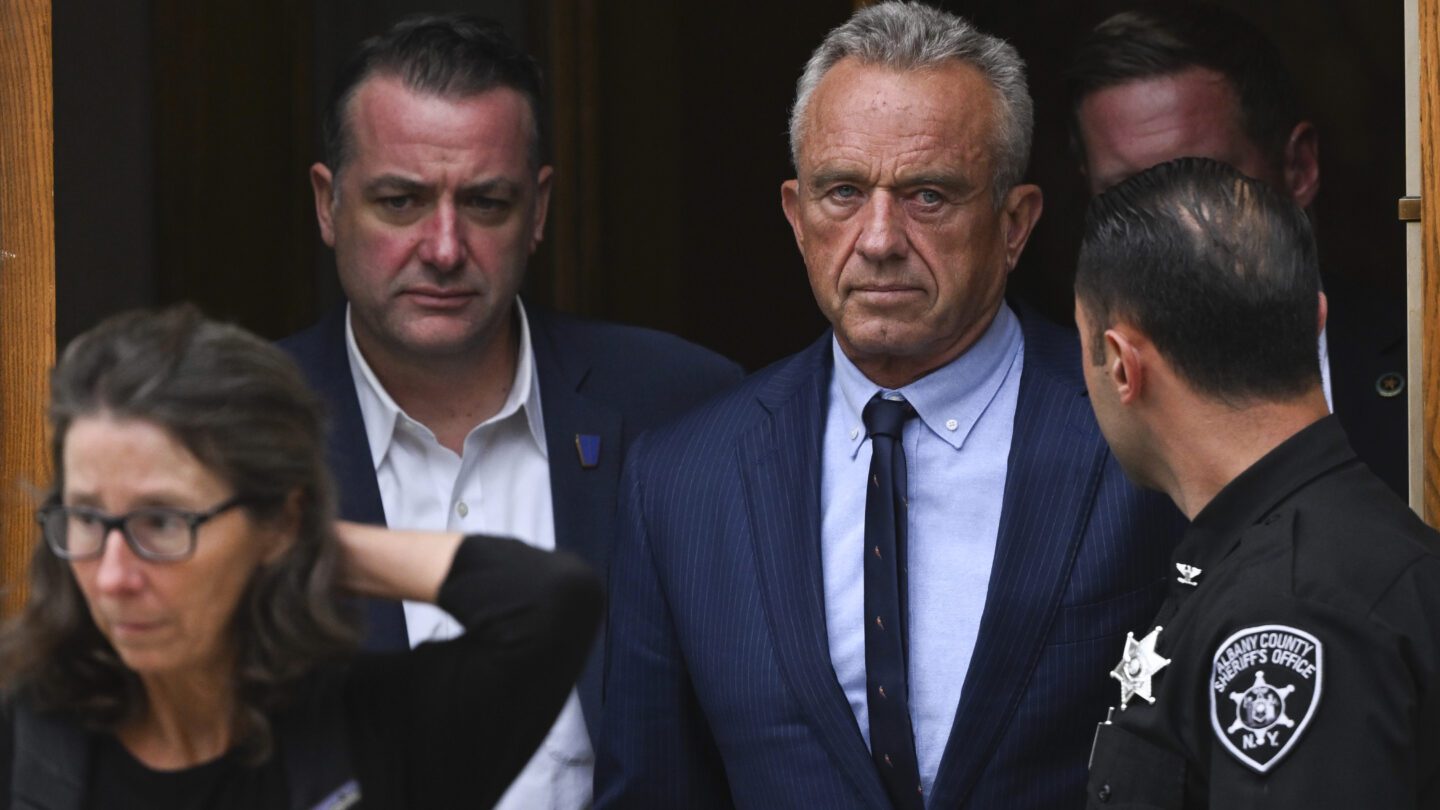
[595,4,1181,807]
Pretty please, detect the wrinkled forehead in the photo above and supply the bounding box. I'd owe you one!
[359,75,534,132]
[340,73,542,171]
[798,58,1001,178]
[1077,69,1274,185]
[806,59,996,144]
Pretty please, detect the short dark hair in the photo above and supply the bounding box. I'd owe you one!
[322,13,545,175]
[1065,5,1302,171]
[1076,157,1321,402]
[0,305,359,763]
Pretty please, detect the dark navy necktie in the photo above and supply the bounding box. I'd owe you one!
[862,393,925,810]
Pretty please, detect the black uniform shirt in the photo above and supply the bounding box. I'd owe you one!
[1087,416,1440,809]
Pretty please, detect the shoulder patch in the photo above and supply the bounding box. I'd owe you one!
[1209,624,1322,773]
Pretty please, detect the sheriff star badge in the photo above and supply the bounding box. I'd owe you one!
[1111,626,1171,710]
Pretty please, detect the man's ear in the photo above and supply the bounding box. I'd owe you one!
[780,179,804,253]
[530,165,554,253]
[1317,290,1328,337]
[1105,327,1146,405]
[1000,183,1044,270]
[1282,120,1320,208]
[310,163,338,248]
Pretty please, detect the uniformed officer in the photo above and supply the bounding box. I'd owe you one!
[1074,157,1440,808]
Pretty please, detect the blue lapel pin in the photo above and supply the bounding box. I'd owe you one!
[575,434,601,469]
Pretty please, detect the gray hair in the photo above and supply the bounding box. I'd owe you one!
[788,2,1033,200]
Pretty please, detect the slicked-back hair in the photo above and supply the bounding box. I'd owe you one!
[0,305,359,764]
[789,1,1033,202]
[1076,157,1321,402]
[1065,5,1301,171]
[322,12,544,177]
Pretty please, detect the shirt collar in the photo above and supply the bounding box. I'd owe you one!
[831,301,1023,458]
[345,298,548,470]
[1170,415,1354,583]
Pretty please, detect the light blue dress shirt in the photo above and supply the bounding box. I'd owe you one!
[821,302,1024,802]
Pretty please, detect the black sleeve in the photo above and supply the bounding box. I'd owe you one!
[343,535,604,809]
[1203,556,1440,809]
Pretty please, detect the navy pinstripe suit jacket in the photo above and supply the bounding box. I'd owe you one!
[595,306,1184,809]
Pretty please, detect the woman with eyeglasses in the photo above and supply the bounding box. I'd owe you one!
[0,306,602,809]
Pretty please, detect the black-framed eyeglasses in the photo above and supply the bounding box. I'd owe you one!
[36,496,249,563]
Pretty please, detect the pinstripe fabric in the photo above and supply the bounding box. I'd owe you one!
[595,305,1184,809]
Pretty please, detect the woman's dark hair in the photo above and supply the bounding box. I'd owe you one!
[0,304,359,762]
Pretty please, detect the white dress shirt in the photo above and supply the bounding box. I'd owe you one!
[347,300,593,809]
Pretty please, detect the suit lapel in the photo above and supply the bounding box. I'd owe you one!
[929,311,1109,807]
[529,310,623,737]
[310,319,387,528]
[283,308,402,649]
[739,337,892,808]
[529,310,624,572]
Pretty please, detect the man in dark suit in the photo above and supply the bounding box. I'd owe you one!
[279,15,740,810]
[1065,5,1408,497]
[595,4,1182,808]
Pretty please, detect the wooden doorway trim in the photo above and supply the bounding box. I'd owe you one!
[0,0,56,612]
[540,0,602,315]
[1424,0,1440,524]
[1411,0,1440,524]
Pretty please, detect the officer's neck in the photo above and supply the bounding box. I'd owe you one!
[1155,388,1330,520]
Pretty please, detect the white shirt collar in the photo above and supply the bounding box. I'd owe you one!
[345,298,548,470]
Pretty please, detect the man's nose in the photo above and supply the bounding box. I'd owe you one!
[417,200,466,271]
[93,527,144,595]
[855,191,909,262]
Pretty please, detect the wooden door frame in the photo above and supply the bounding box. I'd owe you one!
[0,0,56,613]
[1415,0,1440,522]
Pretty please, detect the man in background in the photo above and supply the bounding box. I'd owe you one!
[1066,5,1408,497]
[596,4,1181,807]
[1077,156,1440,808]
[281,14,741,809]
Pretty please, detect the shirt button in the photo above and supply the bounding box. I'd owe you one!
[850,427,860,440]
[1096,784,1112,803]
[945,419,958,431]
[456,501,469,518]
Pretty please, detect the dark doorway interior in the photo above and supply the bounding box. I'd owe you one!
[54,1,1405,374]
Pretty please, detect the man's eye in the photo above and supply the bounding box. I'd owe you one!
[828,185,860,201]
[379,195,413,211]
[464,196,509,212]
[915,189,943,205]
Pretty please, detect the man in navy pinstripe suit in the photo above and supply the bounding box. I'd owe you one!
[595,4,1183,808]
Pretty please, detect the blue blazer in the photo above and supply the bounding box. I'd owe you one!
[278,306,743,742]
[595,307,1184,809]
